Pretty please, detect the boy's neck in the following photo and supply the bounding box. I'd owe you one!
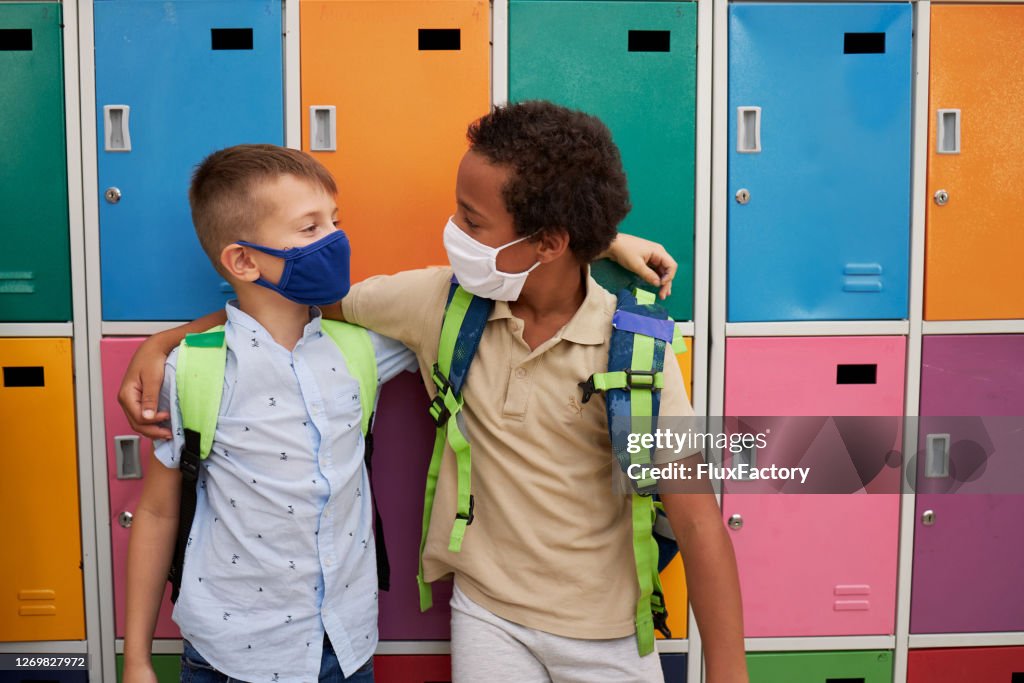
[235,286,312,351]
[509,260,587,350]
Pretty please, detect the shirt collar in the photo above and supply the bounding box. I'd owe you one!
[225,300,324,344]
[486,267,610,346]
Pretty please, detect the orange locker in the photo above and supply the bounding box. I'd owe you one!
[0,338,84,641]
[924,5,1024,320]
[300,0,490,283]
[659,337,693,639]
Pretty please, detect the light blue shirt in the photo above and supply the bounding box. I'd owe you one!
[155,301,416,682]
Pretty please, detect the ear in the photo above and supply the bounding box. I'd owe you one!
[533,228,571,264]
[220,243,261,282]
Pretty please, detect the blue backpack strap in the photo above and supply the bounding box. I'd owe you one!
[418,280,493,610]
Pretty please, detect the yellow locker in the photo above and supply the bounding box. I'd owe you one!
[0,338,84,641]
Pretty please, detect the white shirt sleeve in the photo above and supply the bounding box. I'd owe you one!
[368,330,418,385]
[153,347,185,469]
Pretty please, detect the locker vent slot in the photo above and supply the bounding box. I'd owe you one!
[3,366,45,387]
[0,28,32,51]
[826,679,865,683]
[836,364,876,385]
[628,30,670,53]
[1011,674,1023,683]
[211,28,253,50]
[419,29,460,51]
[844,32,885,54]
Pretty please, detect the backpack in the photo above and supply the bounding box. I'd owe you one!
[167,320,389,603]
[416,281,685,656]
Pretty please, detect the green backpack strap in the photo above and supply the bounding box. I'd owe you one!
[321,320,378,433]
[169,326,226,603]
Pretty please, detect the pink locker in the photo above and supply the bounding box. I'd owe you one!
[722,336,905,637]
[101,337,179,638]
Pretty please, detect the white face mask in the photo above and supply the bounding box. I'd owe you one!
[442,216,541,301]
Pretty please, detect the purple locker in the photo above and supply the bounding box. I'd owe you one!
[374,371,452,639]
[911,335,1024,633]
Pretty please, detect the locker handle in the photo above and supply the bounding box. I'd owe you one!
[104,105,132,152]
[309,106,337,152]
[737,107,761,153]
[0,28,33,51]
[937,109,961,154]
[924,433,950,478]
[116,435,143,480]
[733,443,757,478]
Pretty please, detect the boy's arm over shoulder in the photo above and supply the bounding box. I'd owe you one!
[369,330,419,385]
[341,267,452,354]
[152,347,186,469]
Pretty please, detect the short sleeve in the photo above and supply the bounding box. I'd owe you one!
[654,345,698,465]
[369,330,418,385]
[152,347,185,469]
[341,267,452,354]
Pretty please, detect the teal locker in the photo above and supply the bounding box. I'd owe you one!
[0,3,72,322]
[509,1,698,321]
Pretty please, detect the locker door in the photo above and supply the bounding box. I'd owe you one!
[95,0,284,321]
[509,1,698,321]
[0,3,72,322]
[728,4,912,322]
[101,338,179,639]
[747,650,893,683]
[924,6,1024,320]
[723,336,904,636]
[374,372,452,640]
[660,653,688,682]
[0,339,84,641]
[300,0,490,284]
[372,655,451,682]
[911,335,1024,633]
[908,646,1024,683]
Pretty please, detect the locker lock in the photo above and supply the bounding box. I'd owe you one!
[118,511,134,528]
[921,509,935,526]
[735,189,751,205]
[933,189,949,206]
[105,187,122,204]
[727,514,743,530]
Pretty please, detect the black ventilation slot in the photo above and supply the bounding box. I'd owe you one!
[628,30,670,53]
[837,364,877,385]
[827,679,866,683]
[0,28,32,51]
[844,32,885,54]
[211,28,253,50]
[419,28,460,51]
[1010,672,1023,683]
[3,366,45,387]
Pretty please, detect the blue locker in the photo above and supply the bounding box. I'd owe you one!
[95,0,283,321]
[660,653,687,682]
[727,3,912,322]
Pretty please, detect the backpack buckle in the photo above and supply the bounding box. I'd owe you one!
[578,375,599,404]
[653,608,672,639]
[428,394,452,427]
[455,494,475,525]
[624,368,657,389]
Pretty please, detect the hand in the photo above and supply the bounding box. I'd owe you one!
[603,233,677,300]
[118,337,172,440]
[122,659,159,683]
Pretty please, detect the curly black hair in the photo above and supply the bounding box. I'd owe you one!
[467,100,631,263]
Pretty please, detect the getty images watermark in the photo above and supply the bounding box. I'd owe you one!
[611,416,1024,495]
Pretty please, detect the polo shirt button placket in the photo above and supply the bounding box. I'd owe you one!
[515,367,528,379]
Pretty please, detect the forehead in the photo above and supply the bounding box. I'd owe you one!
[456,150,511,205]
[251,174,334,213]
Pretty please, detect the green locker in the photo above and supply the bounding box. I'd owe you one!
[509,0,698,321]
[117,653,181,682]
[0,3,71,322]
[747,650,893,683]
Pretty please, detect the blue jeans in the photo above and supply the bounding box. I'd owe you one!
[181,637,374,682]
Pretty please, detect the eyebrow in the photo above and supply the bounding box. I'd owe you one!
[458,199,480,217]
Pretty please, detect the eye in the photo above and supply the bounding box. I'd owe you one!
[301,224,317,233]
[464,216,479,229]
[331,220,340,228]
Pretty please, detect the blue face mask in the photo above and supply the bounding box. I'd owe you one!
[236,229,351,306]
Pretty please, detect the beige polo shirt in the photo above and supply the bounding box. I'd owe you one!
[343,266,693,639]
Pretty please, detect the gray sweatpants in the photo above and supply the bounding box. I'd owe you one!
[450,583,666,683]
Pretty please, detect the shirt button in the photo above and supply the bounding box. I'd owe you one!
[325,559,332,567]
[515,367,528,379]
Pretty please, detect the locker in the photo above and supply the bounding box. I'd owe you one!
[908,646,1024,683]
[659,338,693,640]
[116,654,182,683]
[924,6,1024,320]
[509,1,698,321]
[0,339,84,641]
[372,655,451,683]
[660,653,687,682]
[375,372,452,640]
[300,0,490,284]
[101,338,179,639]
[911,335,1024,633]
[746,650,892,683]
[0,3,72,322]
[728,4,912,322]
[723,336,904,636]
[95,0,284,320]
